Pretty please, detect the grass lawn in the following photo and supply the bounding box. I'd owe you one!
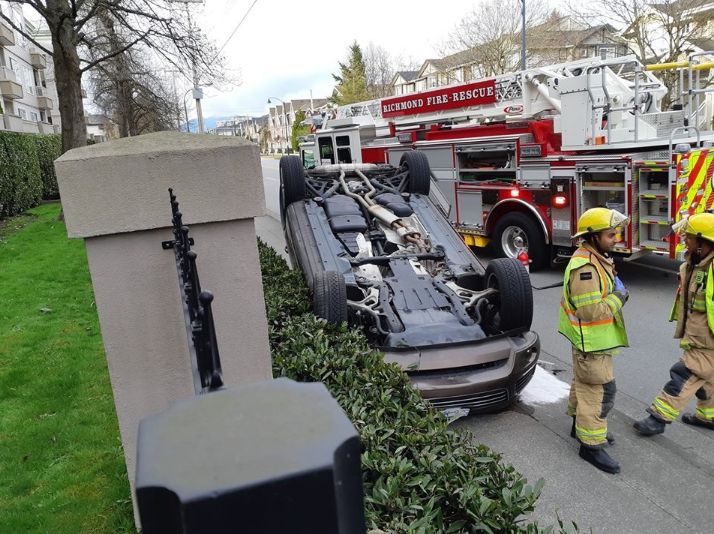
[0,202,135,533]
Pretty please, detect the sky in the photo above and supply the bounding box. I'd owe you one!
[193,0,485,120]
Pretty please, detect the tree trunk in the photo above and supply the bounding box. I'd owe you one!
[49,10,86,152]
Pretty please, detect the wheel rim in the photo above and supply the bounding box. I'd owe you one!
[500,225,528,258]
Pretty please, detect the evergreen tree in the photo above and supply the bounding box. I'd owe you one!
[331,41,370,105]
[290,110,311,152]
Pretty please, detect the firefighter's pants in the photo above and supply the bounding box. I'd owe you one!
[567,347,616,448]
[649,347,714,424]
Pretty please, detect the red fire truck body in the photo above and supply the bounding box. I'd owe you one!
[301,54,714,268]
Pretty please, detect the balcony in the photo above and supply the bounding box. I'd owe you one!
[37,121,55,134]
[0,67,23,99]
[21,119,40,134]
[0,19,15,46]
[30,50,47,69]
[35,86,53,109]
[2,113,23,131]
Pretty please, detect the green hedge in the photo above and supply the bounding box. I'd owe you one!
[33,134,62,199]
[0,131,62,218]
[258,240,550,533]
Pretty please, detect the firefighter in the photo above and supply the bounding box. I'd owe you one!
[559,207,630,474]
[634,213,714,435]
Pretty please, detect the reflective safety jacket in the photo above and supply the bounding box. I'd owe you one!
[670,250,714,350]
[559,243,629,353]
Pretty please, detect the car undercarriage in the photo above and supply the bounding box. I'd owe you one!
[279,151,540,411]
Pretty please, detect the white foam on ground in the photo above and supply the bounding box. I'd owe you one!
[519,365,571,405]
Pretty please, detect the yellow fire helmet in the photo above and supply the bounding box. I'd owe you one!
[572,207,630,238]
[672,212,714,243]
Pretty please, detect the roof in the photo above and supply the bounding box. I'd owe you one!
[652,0,714,15]
[689,37,714,51]
[290,98,329,112]
[529,24,624,49]
[395,70,419,82]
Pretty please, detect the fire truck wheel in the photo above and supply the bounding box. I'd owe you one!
[485,258,533,332]
[312,271,348,325]
[400,151,431,195]
[493,212,547,270]
[279,155,306,223]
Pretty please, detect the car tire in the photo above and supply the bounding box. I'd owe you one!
[485,258,533,332]
[279,155,306,223]
[493,212,548,270]
[400,151,431,195]
[312,271,347,325]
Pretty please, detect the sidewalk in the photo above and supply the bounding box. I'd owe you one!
[456,353,714,533]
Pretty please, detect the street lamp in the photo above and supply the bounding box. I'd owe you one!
[267,97,291,155]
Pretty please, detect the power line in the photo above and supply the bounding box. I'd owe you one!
[213,0,259,59]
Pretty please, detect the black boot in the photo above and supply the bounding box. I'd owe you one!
[579,445,620,474]
[681,413,714,430]
[633,415,666,436]
[571,416,615,444]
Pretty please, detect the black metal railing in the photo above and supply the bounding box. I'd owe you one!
[162,188,224,394]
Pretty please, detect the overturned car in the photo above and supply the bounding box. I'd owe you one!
[279,151,539,412]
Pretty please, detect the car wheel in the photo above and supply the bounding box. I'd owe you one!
[312,271,347,325]
[493,212,548,270]
[400,151,430,195]
[279,155,306,223]
[485,258,533,332]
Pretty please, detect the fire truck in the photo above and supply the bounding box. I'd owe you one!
[300,53,714,269]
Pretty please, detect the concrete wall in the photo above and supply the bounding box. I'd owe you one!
[55,131,273,525]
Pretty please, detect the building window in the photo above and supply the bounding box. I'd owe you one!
[30,111,38,121]
[599,46,616,59]
[17,107,26,119]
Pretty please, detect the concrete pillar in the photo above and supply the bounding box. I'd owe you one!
[54,131,272,522]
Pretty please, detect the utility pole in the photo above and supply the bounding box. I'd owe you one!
[520,0,527,71]
[172,0,206,133]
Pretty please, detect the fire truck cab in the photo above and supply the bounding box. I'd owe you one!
[303,53,714,269]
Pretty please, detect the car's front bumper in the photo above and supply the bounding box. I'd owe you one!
[382,331,540,412]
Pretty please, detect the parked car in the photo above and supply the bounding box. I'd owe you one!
[279,151,540,412]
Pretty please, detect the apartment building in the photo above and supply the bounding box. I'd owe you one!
[392,16,626,95]
[267,98,328,154]
[212,115,269,144]
[0,2,57,134]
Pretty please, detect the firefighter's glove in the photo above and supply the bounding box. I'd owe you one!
[613,276,629,304]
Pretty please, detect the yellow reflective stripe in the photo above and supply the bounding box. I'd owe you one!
[604,294,623,314]
[696,407,714,419]
[571,291,603,307]
[575,425,607,437]
[575,425,607,444]
[653,397,679,421]
[567,403,577,416]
